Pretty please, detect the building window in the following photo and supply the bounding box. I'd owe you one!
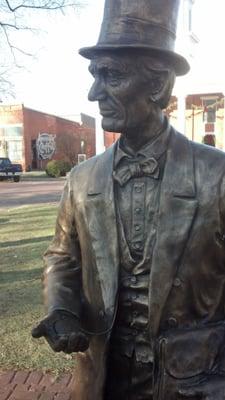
[4,126,22,139]
[80,139,87,153]
[8,141,23,161]
[0,125,22,139]
[188,8,192,31]
[0,128,4,139]
[0,125,23,161]
[202,98,217,123]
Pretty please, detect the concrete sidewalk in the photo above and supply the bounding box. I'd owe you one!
[0,370,73,400]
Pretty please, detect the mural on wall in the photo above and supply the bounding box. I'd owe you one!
[36,133,56,160]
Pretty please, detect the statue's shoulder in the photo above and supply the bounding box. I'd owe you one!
[190,137,225,166]
[172,128,225,165]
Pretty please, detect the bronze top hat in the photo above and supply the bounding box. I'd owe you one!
[79,0,190,76]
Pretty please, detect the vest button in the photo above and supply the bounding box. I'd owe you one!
[131,276,137,284]
[173,278,182,287]
[99,310,105,318]
[135,225,141,231]
[133,242,142,250]
[135,207,142,214]
[135,186,142,193]
[168,317,178,328]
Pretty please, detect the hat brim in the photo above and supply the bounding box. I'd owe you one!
[79,44,190,76]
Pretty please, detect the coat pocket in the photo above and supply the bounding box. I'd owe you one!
[164,323,225,379]
[154,322,225,400]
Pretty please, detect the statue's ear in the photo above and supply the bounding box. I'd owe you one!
[148,71,169,101]
[148,70,175,109]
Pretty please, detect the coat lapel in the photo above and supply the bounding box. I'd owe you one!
[86,144,119,317]
[149,129,198,337]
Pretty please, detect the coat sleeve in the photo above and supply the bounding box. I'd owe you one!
[43,172,82,318]
[219,173,225,238]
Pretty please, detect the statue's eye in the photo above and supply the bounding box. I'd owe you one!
[107,70,123,86]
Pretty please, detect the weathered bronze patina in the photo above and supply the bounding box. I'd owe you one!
[32,1,225,399]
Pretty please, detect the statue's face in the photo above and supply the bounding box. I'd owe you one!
[88,53,159,133]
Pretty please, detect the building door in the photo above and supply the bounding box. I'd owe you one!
[31,140,38,169]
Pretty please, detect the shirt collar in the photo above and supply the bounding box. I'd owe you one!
[114,117,171,169]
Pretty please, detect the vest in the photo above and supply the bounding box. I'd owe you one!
[110,179,161,363]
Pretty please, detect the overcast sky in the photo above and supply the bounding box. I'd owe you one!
[10,0,225,118]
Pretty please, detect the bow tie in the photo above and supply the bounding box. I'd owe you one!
[113,157,159,186]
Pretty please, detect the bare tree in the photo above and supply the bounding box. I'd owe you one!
[0,0,82,98]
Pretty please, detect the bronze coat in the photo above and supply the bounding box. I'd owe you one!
[44,128,225,400]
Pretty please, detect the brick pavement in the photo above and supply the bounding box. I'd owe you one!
[0,371,73,400]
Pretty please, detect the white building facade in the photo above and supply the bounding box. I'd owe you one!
[174,0,199,133]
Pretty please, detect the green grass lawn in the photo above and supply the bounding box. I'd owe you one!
[0,204,75,373]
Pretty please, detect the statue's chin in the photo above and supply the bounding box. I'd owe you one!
[101,116,125,133]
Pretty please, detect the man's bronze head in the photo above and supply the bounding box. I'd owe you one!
[88,50,175,134]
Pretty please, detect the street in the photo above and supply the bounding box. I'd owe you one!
[0,179,65,209]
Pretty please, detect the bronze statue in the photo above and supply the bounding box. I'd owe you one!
[32,1,225,399]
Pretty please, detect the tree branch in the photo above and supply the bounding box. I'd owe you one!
[0,0,83,98]
[0,22,20,30]
[5,0,79,12]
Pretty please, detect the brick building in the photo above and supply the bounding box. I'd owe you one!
[104,131,120,148]
[0,104,96,171]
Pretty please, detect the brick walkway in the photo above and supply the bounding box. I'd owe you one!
[0,371,73,400]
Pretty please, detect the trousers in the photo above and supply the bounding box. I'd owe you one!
[104,349,154,400]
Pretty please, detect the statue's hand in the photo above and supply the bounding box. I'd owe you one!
[179,376,225,400]
[31,310,89,354]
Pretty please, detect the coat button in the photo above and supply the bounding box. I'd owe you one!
[168,317,178,327]
[99,310,104,318]
[173,278,182,287]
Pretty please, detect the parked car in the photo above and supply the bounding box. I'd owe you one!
[0,157,23,182]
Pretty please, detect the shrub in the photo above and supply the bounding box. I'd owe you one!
[57,160,72,176]
[45,160,71,178]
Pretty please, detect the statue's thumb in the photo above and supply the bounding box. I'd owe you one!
[31,322,46,338]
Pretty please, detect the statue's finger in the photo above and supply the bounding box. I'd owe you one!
[65,332,79,354]
[77,335,89,352]
[48,335,68,353]
[66,333,89,353]
[31,322,46,338]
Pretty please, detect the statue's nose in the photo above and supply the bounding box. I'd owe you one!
[88,78,106,102]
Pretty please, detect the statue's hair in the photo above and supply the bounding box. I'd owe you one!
[110,49,176,109]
